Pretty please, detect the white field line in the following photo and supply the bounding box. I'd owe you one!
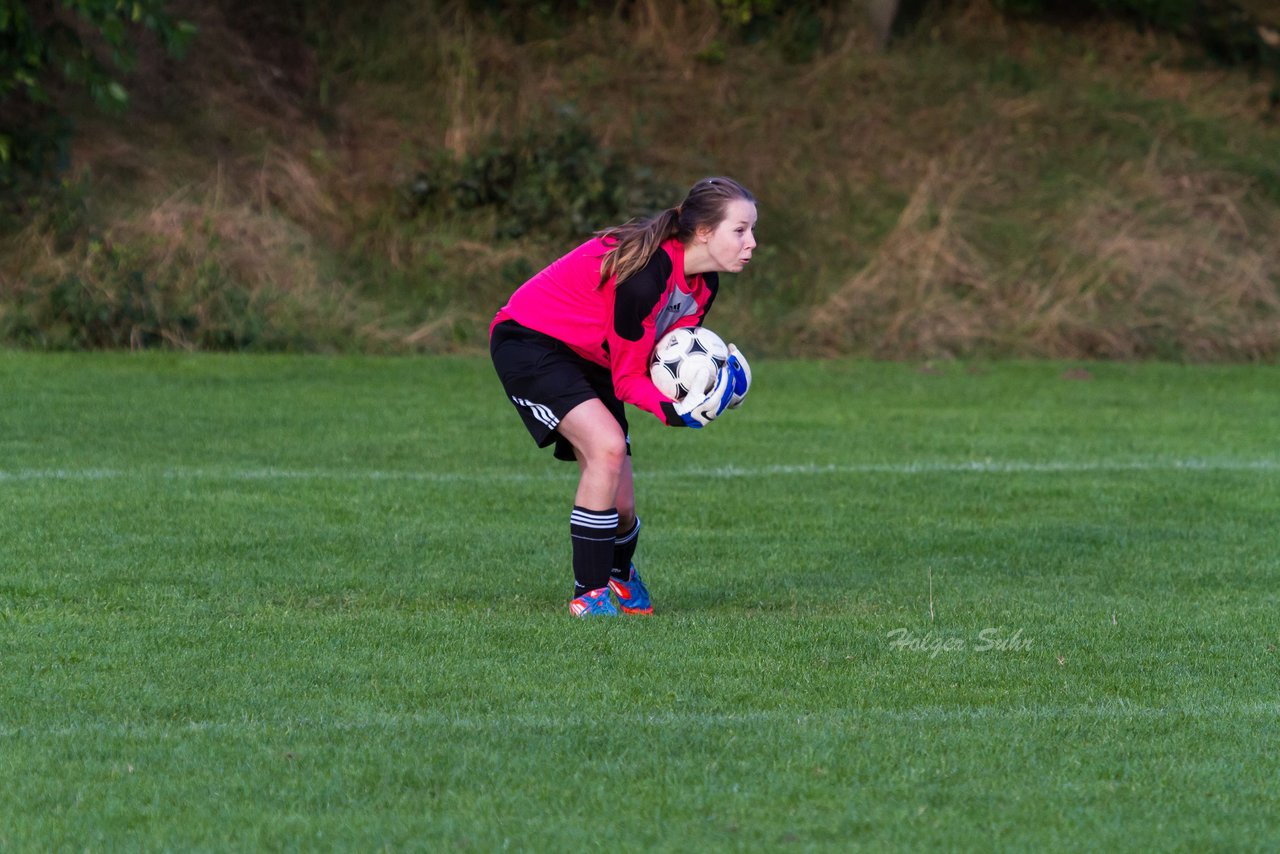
[2,459,1279,484]
[7,700,1280,740]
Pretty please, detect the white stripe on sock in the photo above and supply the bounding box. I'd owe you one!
[571,509,619,530]
[615,516,640,544]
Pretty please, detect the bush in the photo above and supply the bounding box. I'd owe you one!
[0,185,379,352]
[401,107,676,240]
[4,240,263,350]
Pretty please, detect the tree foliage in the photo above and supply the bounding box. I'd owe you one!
[992,0,1280,82]
[0,0,194,187]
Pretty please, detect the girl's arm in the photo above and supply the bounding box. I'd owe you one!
[607,255,688,425]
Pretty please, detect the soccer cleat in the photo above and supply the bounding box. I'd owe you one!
[569,587,618,617]
[608,565,653,615]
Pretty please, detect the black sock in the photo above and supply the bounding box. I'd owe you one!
[571,506,618,598]
[610,516,641,581]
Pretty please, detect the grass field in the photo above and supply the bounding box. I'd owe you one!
[2,352,1278,850]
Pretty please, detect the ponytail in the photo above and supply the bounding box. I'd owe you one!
[596,207,681,288]
[596,176,755,288]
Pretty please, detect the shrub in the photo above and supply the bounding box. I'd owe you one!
[0,187,380,352]
[402,107,676,240]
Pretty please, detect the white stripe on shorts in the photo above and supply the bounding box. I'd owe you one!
[512,396,559,431]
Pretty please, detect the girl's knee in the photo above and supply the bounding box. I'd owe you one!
[584,435,627,472]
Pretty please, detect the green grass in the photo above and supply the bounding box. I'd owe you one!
[2,353,1278,850]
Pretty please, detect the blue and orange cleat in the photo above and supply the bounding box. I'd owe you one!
[569,587,618,617]
[608,565,653,615]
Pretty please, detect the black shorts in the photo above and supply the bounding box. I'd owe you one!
[490,320,630,462]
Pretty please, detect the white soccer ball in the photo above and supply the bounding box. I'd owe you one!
[650,326,729,402]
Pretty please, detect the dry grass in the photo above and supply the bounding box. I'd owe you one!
[2,193,357,350]
[807,148,1280,360]
[1059,165,1280,359]
[141,195,319,296]
[806,157,1000,359]
[790,2,1280,361]
[7,0,1280,357]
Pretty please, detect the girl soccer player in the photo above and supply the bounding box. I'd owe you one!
[490,176,756,616]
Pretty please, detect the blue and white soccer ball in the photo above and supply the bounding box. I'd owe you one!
[650,326,729,402]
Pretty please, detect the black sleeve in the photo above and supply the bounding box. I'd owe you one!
[697,272,719,323]
[612,251,672,342]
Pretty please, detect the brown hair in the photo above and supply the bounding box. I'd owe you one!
[596,176,755,287]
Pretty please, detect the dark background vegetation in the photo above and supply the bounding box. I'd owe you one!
[2,0,1278,358]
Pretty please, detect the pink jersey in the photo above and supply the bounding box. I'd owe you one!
[492,236,718,423]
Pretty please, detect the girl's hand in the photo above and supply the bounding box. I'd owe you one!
[726,344,751,409]
[674,364,734,428]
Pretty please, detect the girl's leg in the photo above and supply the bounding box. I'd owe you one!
[571,428,645,585]
[556,400,627,601]
[558,399,627,509]
[614,455,636,532]
[611,456,640,580]
[605,455,652,614]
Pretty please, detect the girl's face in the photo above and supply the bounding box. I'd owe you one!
[700,200,758,274]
